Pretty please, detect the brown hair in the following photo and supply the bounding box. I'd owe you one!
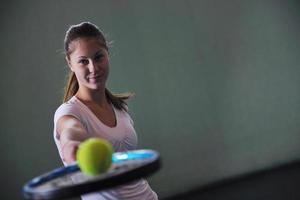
[63,22,133,111]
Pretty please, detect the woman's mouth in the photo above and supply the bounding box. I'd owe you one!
[88,74,101,81]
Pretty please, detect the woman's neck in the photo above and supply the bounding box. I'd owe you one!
[75,87,107,107]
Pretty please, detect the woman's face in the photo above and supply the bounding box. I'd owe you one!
[67,37,109,91]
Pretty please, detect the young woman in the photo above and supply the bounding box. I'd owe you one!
[53,22,158,200]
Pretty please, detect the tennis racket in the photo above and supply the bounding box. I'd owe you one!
[23,149,160,200]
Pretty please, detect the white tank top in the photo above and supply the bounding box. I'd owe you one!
[53,96,158,200]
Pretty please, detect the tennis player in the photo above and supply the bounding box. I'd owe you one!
[53,22,158,200]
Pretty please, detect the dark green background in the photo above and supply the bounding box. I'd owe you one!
[1,1,300,199]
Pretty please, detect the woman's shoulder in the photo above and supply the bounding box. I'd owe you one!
[54,96,84,120]
[56,96,79,111]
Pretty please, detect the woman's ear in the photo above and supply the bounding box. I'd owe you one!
[66,56,74,72]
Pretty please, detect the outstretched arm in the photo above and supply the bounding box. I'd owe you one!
[56,115,89,164]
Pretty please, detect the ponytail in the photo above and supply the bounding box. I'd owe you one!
[63,72,78,102]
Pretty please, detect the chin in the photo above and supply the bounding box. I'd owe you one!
[89,84,105,91]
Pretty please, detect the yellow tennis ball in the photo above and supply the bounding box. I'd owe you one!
[76,138,113,176]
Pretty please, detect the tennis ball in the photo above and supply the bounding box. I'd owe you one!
[76,138,113,176]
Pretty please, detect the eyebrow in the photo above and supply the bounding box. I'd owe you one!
[77,50,104,59]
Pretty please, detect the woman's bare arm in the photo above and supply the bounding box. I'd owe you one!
[56,115,89,164]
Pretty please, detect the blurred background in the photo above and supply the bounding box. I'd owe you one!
[1,0,300,199]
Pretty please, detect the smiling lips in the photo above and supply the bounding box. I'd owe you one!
[88,74,101,81]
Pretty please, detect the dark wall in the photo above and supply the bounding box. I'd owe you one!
[1,1,300,199]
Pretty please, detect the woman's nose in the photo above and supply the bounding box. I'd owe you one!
[88,60,98,72]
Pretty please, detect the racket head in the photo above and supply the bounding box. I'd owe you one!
[23,149,161,200]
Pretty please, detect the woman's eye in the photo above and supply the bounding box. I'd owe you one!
[79,59,89,65]
[95,54,104,61]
